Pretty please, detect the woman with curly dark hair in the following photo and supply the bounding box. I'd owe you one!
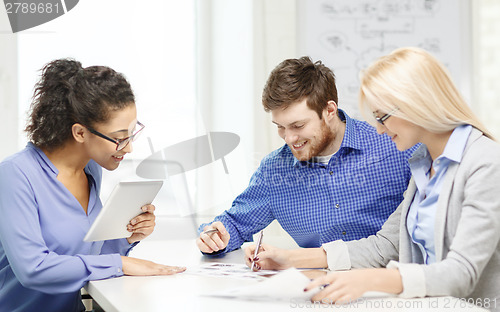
[0,59,185,311]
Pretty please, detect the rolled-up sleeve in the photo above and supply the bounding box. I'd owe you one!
[199,160,273,254]
[322,240,351,270]
[386,261,426,297]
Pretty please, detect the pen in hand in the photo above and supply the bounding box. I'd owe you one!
[202,228,219,235]
[197,222,230,254]
[250,231,264,271]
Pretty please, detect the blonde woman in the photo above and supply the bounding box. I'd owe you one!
[245,47,500,311]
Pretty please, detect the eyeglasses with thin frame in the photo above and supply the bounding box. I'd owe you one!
[374,107,399,125]
[85,121,145,151]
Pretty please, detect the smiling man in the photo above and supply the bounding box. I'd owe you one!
[197,57,415,255]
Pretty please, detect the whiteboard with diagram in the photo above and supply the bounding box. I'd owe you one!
[297,0,472,118]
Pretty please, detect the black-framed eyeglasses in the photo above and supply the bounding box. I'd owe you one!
[374,108,399,125]
[85,121,145,151]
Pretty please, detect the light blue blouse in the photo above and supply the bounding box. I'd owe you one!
[407,125,472,264]
[0,143,134,312]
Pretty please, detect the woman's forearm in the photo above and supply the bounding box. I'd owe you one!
[287,247,328,269]
[369,268,403,294]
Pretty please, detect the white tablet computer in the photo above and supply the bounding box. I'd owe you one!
[84,181,163,242]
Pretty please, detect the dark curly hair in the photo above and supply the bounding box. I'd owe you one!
[262,56,338,119]
[25,59,135,151]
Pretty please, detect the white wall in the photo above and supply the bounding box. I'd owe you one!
[15,0,197,160]
[194,0,300,220]
[2,0,198,217]
[194,0,255,217]
[0,8,18,162]
[253,0,298,163]
[1,0,499,223]
[473,0,500,138]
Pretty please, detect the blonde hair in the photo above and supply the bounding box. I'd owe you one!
[359,47,494,140]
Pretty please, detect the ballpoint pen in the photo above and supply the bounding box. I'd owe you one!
[202,228,219,235]
[250,230,264,271]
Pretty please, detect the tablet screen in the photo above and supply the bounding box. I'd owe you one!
[84,181,163,242]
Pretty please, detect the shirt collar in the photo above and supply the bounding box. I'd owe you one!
[26,142,95,185]
[293,109,362,167]
[409,124,472,167]
[338,109,363,151]
[439,124,472,163]
[27,142,59,175]
[27,142,95,182]
[408,144,432,178]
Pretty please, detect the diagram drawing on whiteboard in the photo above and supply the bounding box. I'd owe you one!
[298,0,470,117]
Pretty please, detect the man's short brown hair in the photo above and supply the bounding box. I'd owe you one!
[262,56,338,119]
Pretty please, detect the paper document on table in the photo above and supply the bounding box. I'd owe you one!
[186,263,279,280]
[206,268,321,301]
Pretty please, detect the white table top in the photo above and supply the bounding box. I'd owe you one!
[86,238,488,312]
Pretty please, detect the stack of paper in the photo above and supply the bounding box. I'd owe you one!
[207,268,320,301]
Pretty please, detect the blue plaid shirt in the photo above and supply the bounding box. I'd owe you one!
[200,110,414,253]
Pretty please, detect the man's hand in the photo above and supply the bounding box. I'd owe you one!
[196,221,230,253]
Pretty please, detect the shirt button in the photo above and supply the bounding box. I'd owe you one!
[342,231,346,235]
[335,203,340,208]
[117,268,121,273]
[329,171,333,175]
